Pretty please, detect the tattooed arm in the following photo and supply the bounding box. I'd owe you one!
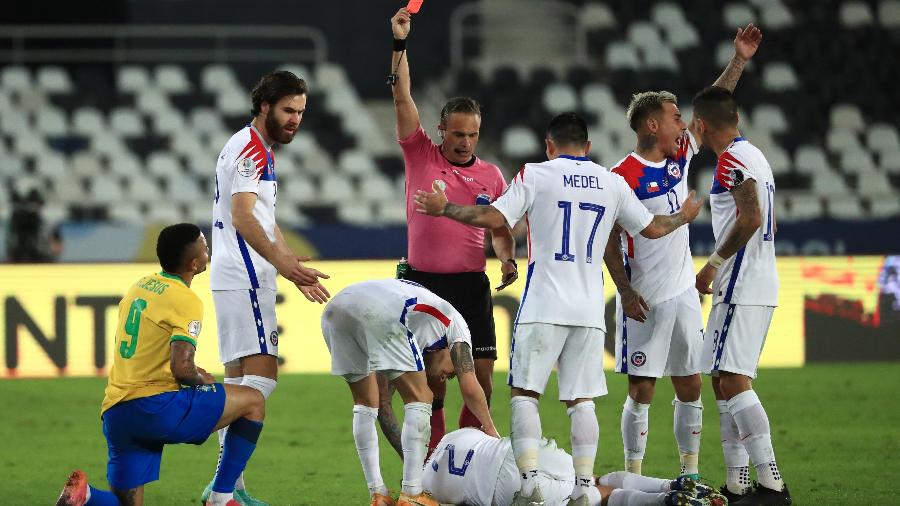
[170,341,214,386]
[713,24,762,93]
[696,180,762,294]
[639,190,703,239]
[604,224,650,322]
[414,182,509,229]
[451,342,499,437]
[375,372,404,458]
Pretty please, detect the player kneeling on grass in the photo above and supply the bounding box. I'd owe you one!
[56,224,267,506]
[321,279,499,506]
[424,428,728,506]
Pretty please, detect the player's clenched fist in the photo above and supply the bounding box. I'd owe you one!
[391,8,411,40]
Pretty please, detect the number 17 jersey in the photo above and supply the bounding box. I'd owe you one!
[491,156,653,330]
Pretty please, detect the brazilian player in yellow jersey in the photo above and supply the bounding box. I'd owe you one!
[57,224,267,506]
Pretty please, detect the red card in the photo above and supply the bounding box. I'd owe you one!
[407,0,424,14]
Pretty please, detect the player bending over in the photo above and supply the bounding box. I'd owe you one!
[424,428,727,506]
[56,224,267,506]
[321,279,499,506]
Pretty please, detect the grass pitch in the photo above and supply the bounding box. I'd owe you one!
[2,363,898,505]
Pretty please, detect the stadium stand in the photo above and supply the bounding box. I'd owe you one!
[1,0,898,261]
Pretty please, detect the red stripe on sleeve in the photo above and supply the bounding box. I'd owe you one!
[412,304,451,327]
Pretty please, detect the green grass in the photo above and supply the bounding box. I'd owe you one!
[3,363,899,505]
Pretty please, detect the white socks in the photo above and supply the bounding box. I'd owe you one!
[401,402,432,496]
[219,377,245,490]
[568,401,599,499]
[728,390,784,491]
[353,405,387,496]
[621,396,650,474]
[511,396,542,496]
[599,471,670,493]
[717,399,751,494]
[607,489,666,506]
[673,398,703,475]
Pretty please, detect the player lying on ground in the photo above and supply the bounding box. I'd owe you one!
[424,428,727,506]
[321,279,499,506]
[56,223,267,506]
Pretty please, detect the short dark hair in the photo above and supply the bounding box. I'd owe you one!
[546,112,589,147]
[692,86,739,129]
[626,91,678,132]
[156,223,201,273]
[440,97,481,125]
[251,70,308,116]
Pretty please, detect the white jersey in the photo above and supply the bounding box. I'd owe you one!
[333,279,472,353]
[611,131,699,305]
[423,428,511,506]
[210,125,278,290]
[708,137,778,306]
[492,156,654,330]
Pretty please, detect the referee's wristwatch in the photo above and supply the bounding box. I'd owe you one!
[503,258,518,270]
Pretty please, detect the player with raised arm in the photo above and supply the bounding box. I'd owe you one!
[692,86,791,505]
[603,24,762,478]
[390,7,518,454]
[321,279,499,506]
[423,428,726,506]
[416,113,702,506]
[202,70,331,506]
[56,224,267,506]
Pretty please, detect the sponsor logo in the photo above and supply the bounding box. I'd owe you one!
[270,330,279,346]
[188,320,202,338]
[630,351,646,367]
[667,161,681,178]
[236,158,255,177]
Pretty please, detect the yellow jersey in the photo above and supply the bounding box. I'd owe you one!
[101,271,204,414]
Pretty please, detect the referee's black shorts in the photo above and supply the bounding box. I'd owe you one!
[403,269,497,361]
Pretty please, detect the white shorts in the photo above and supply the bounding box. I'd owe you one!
[494,438,576,506]
[213,288,278,364]
[508,323,607,401]
[701,304,775,378]
[321,291,424,383]
[614,287,704,378]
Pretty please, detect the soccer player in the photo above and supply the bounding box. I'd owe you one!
[390,7,517,452]
[603,24,762,478]
[424,428,726,506]
[416,112,702,505]
[56,224,267,506]
[692,86,791,505]
[321,279,499,506]
[203,70,331,505]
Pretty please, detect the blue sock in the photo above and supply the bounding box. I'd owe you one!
[212,418,263,493]
[86,486,121,506]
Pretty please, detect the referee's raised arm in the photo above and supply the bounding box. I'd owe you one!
[390,8,420,141]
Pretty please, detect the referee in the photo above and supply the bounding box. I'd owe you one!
[390,7,517,452]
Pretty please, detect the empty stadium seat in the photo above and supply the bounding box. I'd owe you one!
[840,149,876,174]
[275,203,310,227]
[87,174,125,205]
[787,194,824,220]
[72,107,107,136]
[857,171,895,197]
[317,174,356,204]
[869,196,900,217]
[501,126,541,158]
[135,89,171,114]
[337,202,372,225]
[338,149,377,176]
[867,124,900,152]
[841,1,876,27]
[1,66,31,92]
[362,173,397,204]
[879,0,900,27]
[542,82,579,114]
[375,201,407,225]
[109,108,145,137]
[811,169,848,196]
[762,63,800,92]
[828,196,865,219]
[826,129,863,153]
[605,42,641,71]
[35,153,67,179]
[794,145,830,174]
[36,66,74,94]
[830,104,866,132]
[201,64,240,94]
[117,66,150,94]
[651,2,687,25]
[879,148,900,174]
[71,153,103,176]
[752,105,788,134]
[35,107,69,137]
[154,65,192,94]
[146,152,182,177]
[580,3,616,30]
[759,0,794,29]
[723,3,757,28]
[109,202,144,224]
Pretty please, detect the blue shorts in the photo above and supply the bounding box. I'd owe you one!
[102,384,226,490]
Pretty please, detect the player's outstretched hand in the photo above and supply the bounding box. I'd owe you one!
[621,287,650,322]
[696,263,717,295]
[296,262,330,286]
[298,282,331,304]
[196,367,216,385]
[495,261,518,291]
[414,180,449,216]
[392,8,411,40]
[679,190,703,223]
[734,23,762,62]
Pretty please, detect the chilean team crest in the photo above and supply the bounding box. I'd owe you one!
[667,161,681,179]
[630,351,647,367]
